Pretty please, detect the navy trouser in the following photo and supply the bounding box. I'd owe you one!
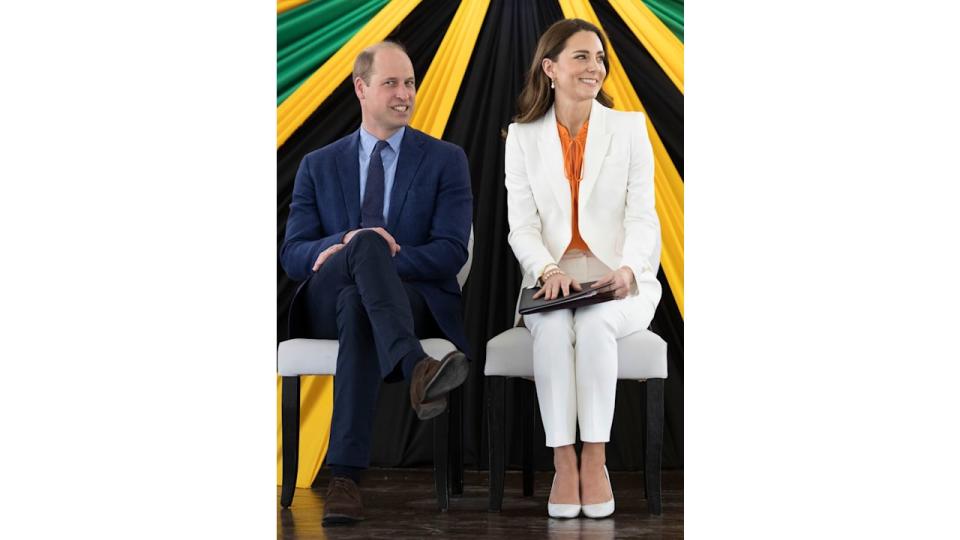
[299,230,441,469]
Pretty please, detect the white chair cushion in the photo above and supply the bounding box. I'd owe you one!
[484,327,667,380]
[277,337,460,377]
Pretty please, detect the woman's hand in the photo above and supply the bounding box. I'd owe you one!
[533,271,582,301]
[592,266,635,299]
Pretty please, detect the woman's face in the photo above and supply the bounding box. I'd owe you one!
[542,30,607,104]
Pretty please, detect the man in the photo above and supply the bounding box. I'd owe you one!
[280,41,473,525]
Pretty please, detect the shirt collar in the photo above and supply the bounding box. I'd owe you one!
[359,125,405,156]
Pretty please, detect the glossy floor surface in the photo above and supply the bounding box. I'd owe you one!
[278,469,683,539]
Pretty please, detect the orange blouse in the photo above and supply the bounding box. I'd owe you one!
[557,120,590,253]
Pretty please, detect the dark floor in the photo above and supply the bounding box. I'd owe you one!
[278,469,683,539]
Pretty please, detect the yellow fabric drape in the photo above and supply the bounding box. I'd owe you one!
[277,0,489,488]
[409,0,491,137]
[277,0,423,148]
[276,375,333,488]
[607,0,684,94]
[558,0,684,316]
[277,0,310,15]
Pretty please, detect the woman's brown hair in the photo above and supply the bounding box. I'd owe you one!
[514,18,613,124]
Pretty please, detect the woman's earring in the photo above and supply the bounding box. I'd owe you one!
[550,79,555,89]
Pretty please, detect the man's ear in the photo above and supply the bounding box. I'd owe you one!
[353,77,365,100]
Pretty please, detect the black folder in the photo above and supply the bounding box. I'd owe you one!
[518,280,617,315]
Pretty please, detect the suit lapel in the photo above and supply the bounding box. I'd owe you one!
[387,128,425,230]
[579,100,611,206]
[336,130,362,228]
[536,106,572,221]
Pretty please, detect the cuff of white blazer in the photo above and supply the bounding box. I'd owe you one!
[623,260,655,295]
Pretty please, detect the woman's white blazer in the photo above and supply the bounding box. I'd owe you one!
[504,99,663,317]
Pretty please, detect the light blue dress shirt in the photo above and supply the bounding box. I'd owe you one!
[358,126,405,225]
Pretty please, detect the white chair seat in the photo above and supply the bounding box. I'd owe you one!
[278,337,460,377]
[483,327,667,380]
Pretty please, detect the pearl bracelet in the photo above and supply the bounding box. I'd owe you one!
[542,268,564,281]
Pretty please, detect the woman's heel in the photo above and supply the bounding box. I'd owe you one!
[581,466,615,518]
[547,473,581,518]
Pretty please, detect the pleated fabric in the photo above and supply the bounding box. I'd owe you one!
[442,0,566,468]
[277,0,424,147]
[642,0,683,41]
[594,0,683,173]
[277,0,390,104]
[277,0,311,16]
[409,0,491,137]
[277,0,686,486]
[609,0,684,93]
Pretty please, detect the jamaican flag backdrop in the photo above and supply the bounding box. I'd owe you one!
[277,0,683,488]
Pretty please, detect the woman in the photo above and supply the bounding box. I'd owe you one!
[504,19,662,518]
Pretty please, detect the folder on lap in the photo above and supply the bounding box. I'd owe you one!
[518,281,617,315]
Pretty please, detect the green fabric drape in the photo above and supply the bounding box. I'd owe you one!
[641,0,683,42]
[277,0,389,104]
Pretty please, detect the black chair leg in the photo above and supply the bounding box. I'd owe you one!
[434,407,450,511]
[487,376,506,512]
[520,380,535,497]
[280,376,300,508]
[644,378,665,515]
[450,386,464,496]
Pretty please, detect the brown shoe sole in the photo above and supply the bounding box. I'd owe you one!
[424,351,469,402]
[414,394,448,420]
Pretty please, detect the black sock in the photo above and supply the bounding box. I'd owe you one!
[330,465,364,484]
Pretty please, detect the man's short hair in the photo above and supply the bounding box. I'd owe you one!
[353,41,409,85]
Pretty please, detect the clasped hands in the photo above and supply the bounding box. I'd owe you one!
[532,266,635,301]
[311,227,401,272]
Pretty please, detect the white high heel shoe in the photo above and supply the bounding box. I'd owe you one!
[581,466,615,518]
[547,473,581,518]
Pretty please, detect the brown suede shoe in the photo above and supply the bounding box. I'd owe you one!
[322,476,364,526]
[409,351,468,420]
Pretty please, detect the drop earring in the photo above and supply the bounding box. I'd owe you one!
[550,79,555,89]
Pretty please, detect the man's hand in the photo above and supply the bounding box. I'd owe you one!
[591,266,635,299]
[312,243,345,272]
[533,272,582,301]
[343,227,401,256]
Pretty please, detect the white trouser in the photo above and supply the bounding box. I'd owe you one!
[523,250,656,447]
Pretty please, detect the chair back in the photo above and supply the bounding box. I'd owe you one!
[456,227,474,290]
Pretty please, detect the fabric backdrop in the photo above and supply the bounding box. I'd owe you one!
[276,0,683,488]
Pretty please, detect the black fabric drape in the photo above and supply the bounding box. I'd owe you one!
[592,0,685,468]
[442,0,565,471]
[277,0,683,473]
[592,0,684,177]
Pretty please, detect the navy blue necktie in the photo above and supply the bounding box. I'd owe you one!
[361,140,389,228]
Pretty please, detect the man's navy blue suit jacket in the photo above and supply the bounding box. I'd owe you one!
[280,127,473,358]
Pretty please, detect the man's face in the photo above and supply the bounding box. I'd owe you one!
[356,47,416,134]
